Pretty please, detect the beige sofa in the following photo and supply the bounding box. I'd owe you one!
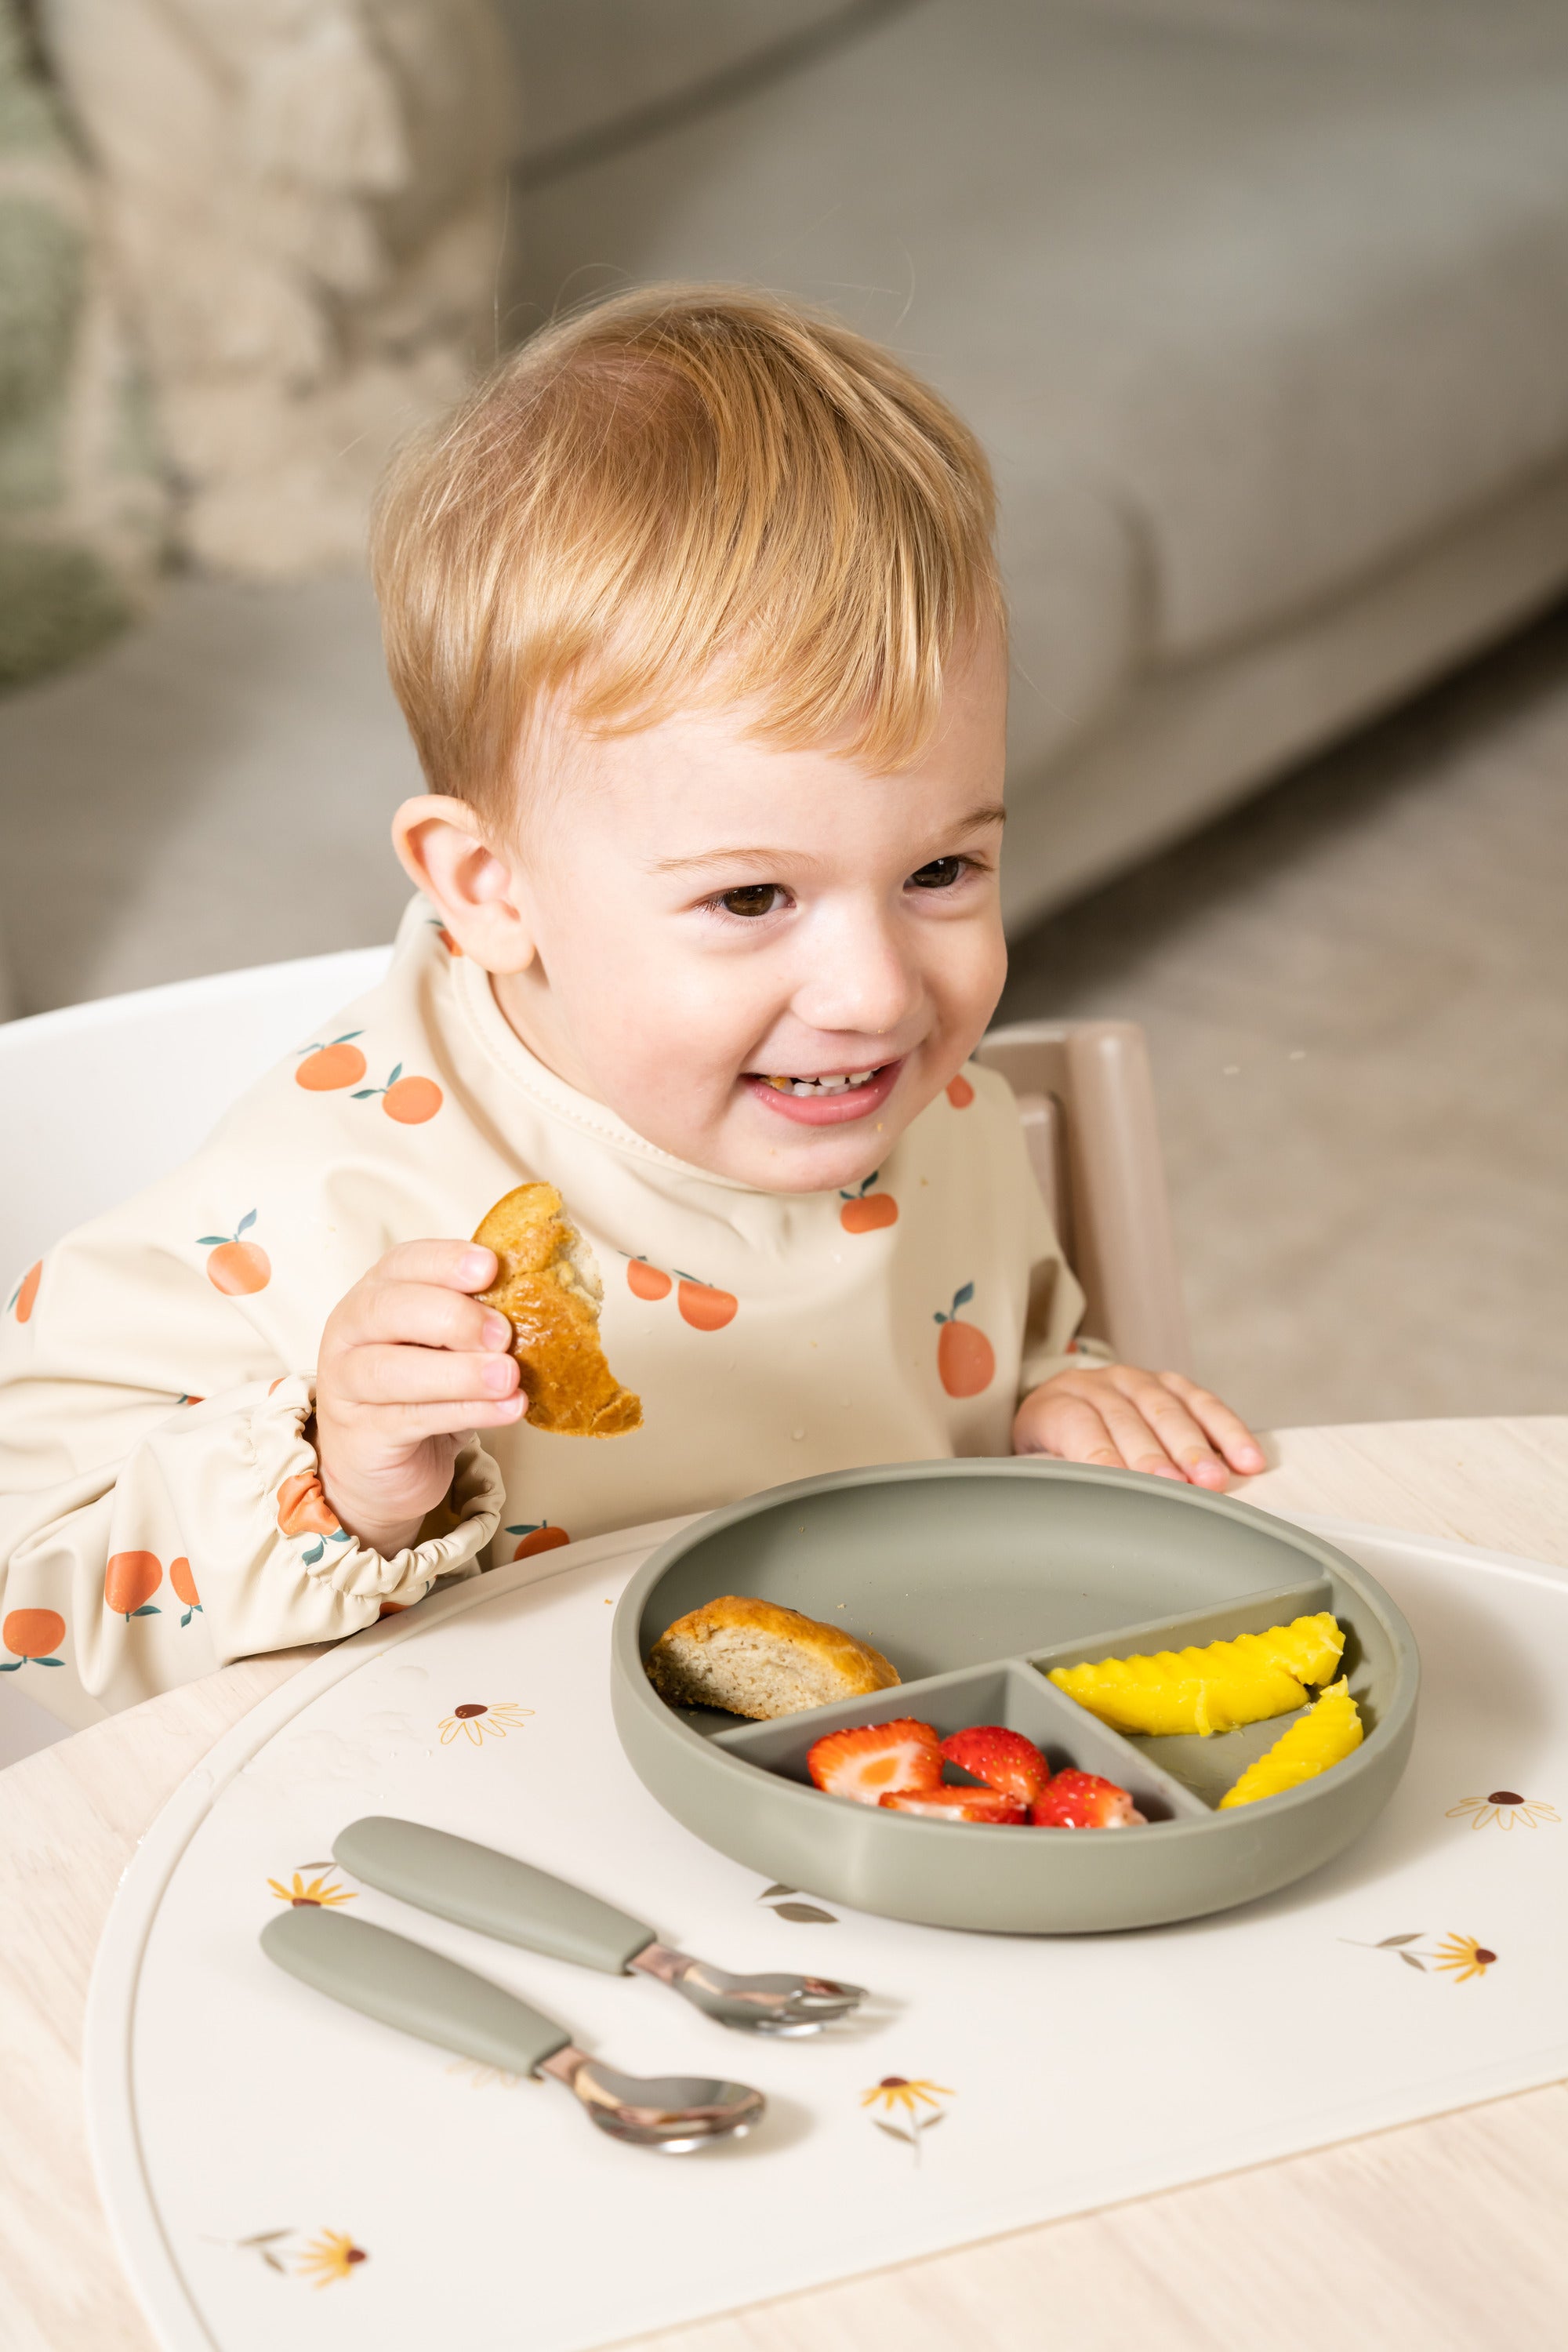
[502,0,1568,924]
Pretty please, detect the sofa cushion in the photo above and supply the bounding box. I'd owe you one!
[510,0,1568,662]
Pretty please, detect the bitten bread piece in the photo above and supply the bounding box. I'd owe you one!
[473,1182,642,1437]
[646,1595,899,1720]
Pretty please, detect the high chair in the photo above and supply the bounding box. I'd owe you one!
[977,1021,1192,1377]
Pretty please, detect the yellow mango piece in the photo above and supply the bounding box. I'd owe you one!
[1218,1679,1363,1808]
[1047,1612,1345,1737]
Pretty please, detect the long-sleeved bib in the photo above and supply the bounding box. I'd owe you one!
[0,899,1093,1723]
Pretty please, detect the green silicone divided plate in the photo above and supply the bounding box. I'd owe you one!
[610,1459,1419,1933]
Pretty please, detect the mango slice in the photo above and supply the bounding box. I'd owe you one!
[1047,1612,1345,1738]
[1218,1678,1363,1808]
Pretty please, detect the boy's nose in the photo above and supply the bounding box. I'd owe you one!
[791,916,920,1041]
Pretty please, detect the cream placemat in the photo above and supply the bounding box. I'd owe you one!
[85,1515,1568,2352]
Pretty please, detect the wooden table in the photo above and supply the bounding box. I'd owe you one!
[6,1418,1568,2352]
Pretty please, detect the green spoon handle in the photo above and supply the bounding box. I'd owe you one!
[334,1814,657,1973]
[261,1904,573,2075]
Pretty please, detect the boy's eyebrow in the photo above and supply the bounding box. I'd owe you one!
[648,804,1006,876]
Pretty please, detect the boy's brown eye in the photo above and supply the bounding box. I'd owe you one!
[908,856,964,890]
[720,884,781,918]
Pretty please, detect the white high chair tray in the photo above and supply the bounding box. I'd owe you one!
[85,1514,1568,2352]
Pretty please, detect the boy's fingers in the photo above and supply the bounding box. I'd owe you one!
[343,1280,509,1355]
[1022,1392,1164,1475]
[1109,1373,1228,1486]
[369,1397,527,1439]
[1156,1373,1266,1472]
[1086,1388,1190,1480]
[373,1240,499,1294]
[338,1342,519,1407]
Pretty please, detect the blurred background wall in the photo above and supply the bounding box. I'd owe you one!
[2,0,1566,1428]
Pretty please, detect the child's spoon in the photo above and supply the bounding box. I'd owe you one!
[334,1813,866,2034]
[261,1907,765,2151]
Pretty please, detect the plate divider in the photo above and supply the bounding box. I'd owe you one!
[706,1573,1343,1822]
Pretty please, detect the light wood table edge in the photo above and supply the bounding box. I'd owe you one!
[5,1418,1567,2352]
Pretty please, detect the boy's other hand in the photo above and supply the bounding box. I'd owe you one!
[313,1241,524,1558]
[1013,1364,1265,1490]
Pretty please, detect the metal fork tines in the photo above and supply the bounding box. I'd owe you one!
[332,1816,873,2037]
[629,1942,867,2035]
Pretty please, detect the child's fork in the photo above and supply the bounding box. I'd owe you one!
[333,1815,867,2035]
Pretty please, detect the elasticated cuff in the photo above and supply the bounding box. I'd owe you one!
[249,1374,505,1604]
[1017,1334,1116,1402]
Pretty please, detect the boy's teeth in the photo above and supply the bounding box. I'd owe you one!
[763,1066,880,1097]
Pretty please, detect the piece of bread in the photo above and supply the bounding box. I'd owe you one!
[646,1594,900,1719]
[473,1182,642,1437]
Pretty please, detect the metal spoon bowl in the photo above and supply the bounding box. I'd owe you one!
[542,2046,765,2148]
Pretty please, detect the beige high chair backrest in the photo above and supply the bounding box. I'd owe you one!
[977,1020,1192,1378]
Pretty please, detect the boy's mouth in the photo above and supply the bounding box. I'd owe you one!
[759,1067,880,1097]
[742,1059,902,1125]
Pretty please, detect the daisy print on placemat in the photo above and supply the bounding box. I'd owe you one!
[1446,1789,1559,1833]
[862,2076,954,2163]
[1431,1933,1501,1984]
[438,1700,535,1747]
[1343,1930,1500,1981]
[296,2230,369,2287]
[207,2226,368,2285]
[267,1869,356,1909]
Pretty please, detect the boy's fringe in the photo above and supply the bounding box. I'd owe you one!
[371,284,1004,825]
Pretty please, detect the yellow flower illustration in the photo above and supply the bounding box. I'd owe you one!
[862,2075,953,2162]
[1446,1790,1559,1833]
[437,1700,535,1747]
[267,1872,355,1908]
[1432,1933,1498,1983]
[862,2075,953,2118]
[296,2230,368,2286]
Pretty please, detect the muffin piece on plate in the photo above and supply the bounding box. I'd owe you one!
[646,1595,899,1719]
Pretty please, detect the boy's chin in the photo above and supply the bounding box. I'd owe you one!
[717,1102,906,1196]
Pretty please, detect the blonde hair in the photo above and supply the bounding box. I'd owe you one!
[371,285,1003,826]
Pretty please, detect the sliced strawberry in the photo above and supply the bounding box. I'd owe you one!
[939,1724,1051,1804]
[880,1786,1027,1823]
[808,1717,942,1805]
[1030,1768,1146,1828]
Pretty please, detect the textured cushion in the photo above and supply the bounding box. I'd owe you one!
[510,0,1568,669]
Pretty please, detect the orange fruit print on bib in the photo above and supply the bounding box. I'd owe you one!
[934,1283,994,1396]
[296,1033,366,1090]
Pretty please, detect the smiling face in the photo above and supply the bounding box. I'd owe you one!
[396,630,1009,1192]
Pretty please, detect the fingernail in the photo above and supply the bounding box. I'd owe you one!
[460,1248,493,1287]
[481,1312,511,1351]
[482,1357,516,1396]
[494,1396,526,1419]
[1238,1446,1265,1469]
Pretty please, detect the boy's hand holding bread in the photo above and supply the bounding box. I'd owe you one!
[314,1186,638,1559]
[314,1238,526,1559]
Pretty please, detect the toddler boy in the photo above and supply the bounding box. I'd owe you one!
[0,288,1261,1722]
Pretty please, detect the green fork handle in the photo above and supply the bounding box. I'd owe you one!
[261,1904,573,2076]
[333,1814,658,1974]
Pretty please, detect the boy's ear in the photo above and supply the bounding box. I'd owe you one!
[391,797,538,974]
